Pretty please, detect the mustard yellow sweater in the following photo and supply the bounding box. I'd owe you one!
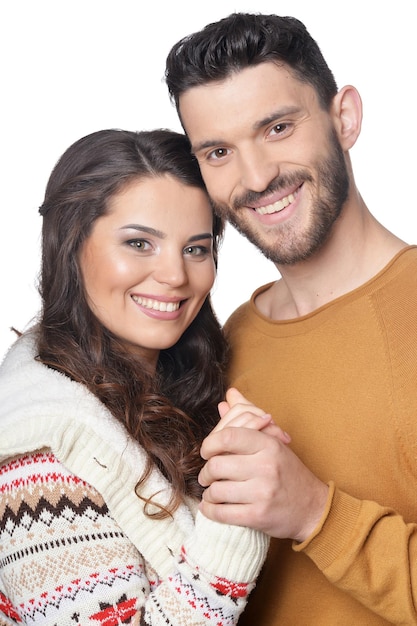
[225,246,417,625]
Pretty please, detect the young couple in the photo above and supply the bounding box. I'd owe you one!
[1,12,416,625]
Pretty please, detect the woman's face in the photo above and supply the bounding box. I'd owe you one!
[79,174,216,367]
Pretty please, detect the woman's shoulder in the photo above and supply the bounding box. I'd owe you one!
[0,330,137,470]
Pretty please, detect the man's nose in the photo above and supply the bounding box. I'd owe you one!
[238,146,280,192]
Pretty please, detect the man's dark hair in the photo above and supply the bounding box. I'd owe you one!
[166,12,338,112]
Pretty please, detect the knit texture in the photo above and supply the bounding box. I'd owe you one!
[227,246,417,625]
[0,333,269,625]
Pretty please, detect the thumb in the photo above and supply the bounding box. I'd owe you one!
[225,387,252,407]
[218,400,230,419]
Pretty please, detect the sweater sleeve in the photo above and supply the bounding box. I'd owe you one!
[143,512,269,625]
[295,482,417,624]
[0,451,268,626]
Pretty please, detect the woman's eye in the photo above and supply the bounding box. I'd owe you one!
[184,245,210,257]
[127,239,151,251]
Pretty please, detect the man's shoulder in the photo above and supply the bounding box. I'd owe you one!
[382,245,417,292]
[224,300,252,336]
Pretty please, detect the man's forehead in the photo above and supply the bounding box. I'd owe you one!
[178,63,317,149]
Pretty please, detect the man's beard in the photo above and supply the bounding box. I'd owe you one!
[210,130,350,265]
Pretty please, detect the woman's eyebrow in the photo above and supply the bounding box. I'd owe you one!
[120,226,213,243]
[119,224,166,238]
[188,233,213,242]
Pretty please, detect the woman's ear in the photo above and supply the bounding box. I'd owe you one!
[331,85,363,150]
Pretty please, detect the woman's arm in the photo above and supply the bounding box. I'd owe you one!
[0,450,268,625]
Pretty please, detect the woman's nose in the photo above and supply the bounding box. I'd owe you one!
[153,251,188,287]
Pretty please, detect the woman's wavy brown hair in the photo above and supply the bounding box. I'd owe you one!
[37,128,227,517]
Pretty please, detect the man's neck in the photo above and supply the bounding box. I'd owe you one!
[255,204,407,321]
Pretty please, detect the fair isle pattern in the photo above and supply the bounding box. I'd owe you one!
[9,569,146,624]
[0,452,151,624]
[144,572,247,625]
[0,452,253,625]
[142,546,251,625]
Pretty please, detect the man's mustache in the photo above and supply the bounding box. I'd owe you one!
[230,170,313,211]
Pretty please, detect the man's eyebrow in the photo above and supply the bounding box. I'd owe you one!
[253,106,302,131]
[191,139,225,154]
[191,106,302,153]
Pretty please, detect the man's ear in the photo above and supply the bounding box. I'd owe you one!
[331,85,362,150]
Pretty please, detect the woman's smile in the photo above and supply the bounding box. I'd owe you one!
[80,174,216,364]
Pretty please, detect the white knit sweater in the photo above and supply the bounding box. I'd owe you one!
[0,331,269,625]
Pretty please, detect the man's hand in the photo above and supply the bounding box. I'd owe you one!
[199,388,329,543]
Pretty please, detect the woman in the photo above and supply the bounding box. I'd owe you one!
[0,129,270,625]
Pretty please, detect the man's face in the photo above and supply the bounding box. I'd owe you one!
[179,62,350,265]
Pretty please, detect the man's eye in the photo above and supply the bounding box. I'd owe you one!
[207,147,229,160]
[270,123,289,136]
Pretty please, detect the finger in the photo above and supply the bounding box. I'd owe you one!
[212,411,272,434]
[201,424,268,460]
[263,423,292,443]
[214,394,270,432]
[202,480,256,505]
[225,387,253,408]
[200,478,274,526]
[199,500,262,529]
[199,454,255,487]
[217,400,230,420]
[202,419,290,463]
[221,388,291,442]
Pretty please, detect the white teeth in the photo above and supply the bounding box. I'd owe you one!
[255,192,295,215]
[132,296,180,312]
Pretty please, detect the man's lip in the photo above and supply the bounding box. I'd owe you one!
[246,184,302,211]
[253,189,299,216]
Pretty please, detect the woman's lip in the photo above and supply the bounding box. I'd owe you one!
[131,294,185,313]
[131,293,185,303]
[131,295,188,320]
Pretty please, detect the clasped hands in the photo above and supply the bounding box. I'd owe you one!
[198,388,329,544]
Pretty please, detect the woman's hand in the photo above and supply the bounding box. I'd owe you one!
[199,388,329,542]
[211,387,291,444]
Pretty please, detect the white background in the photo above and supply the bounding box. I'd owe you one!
[1,0,415,359]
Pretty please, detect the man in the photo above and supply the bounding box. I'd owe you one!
[165,12,417,625]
